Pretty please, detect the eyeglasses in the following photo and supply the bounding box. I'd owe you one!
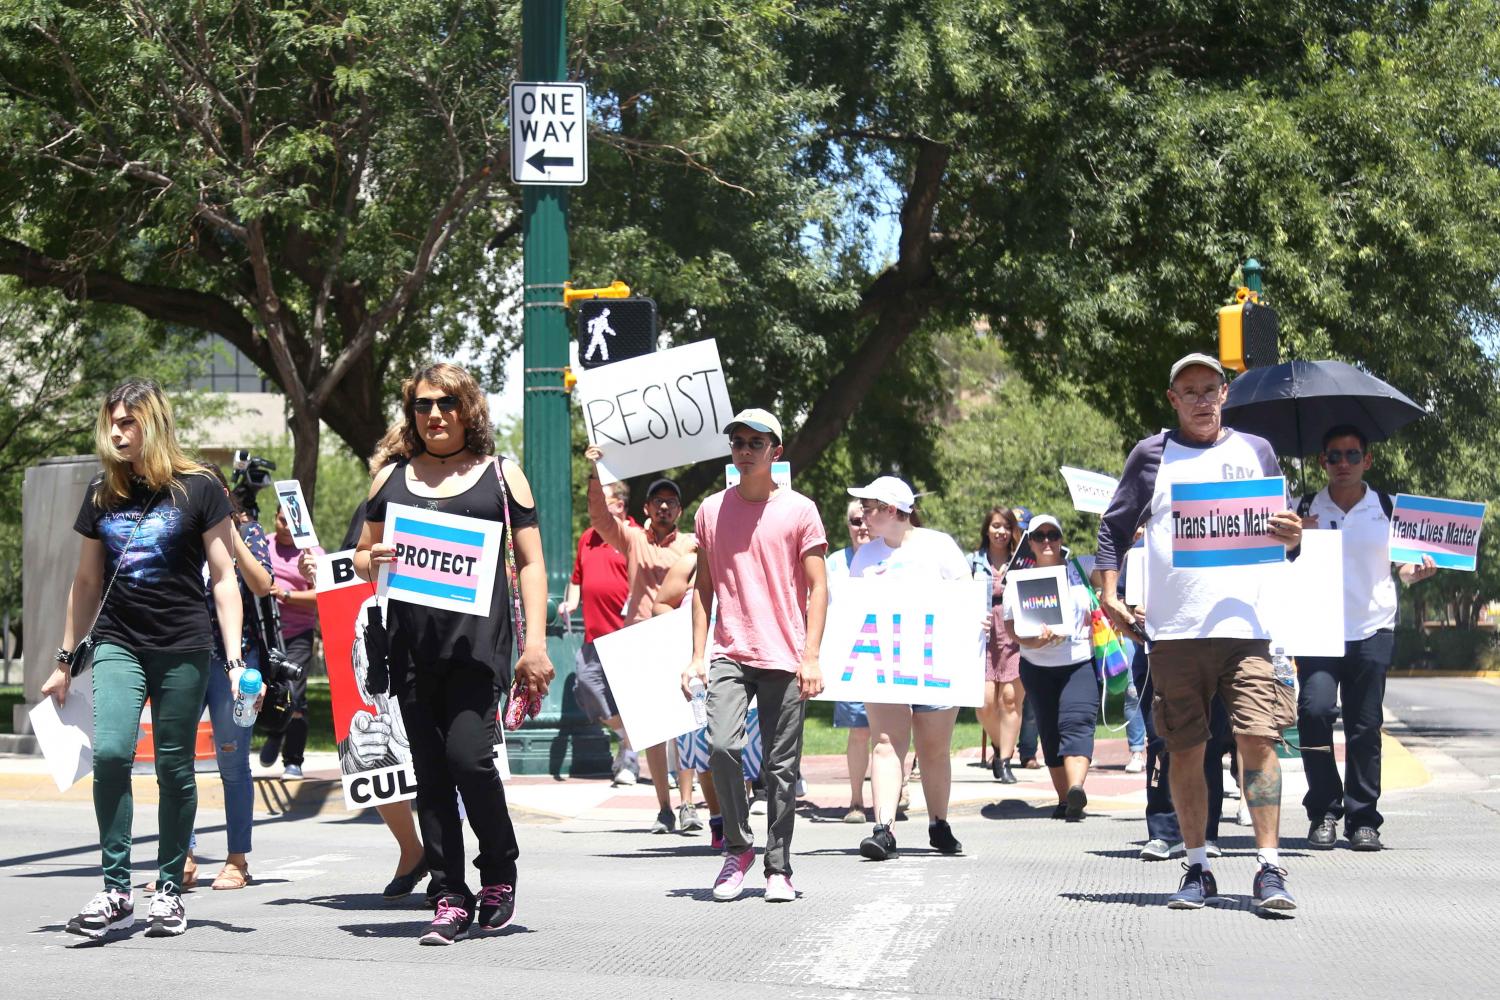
[647,496,681,508]
[1172,387,1223,407]
[413,395,460,414]
[1324,448,1365,466]
[847,517,864,527]
[729,436,771,452]
[1031,530,1062,543]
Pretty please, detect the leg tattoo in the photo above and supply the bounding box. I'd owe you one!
[1243,765,1282,809]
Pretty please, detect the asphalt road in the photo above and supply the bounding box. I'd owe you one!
[0,677,1496,999]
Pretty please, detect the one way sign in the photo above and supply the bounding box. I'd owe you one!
[510,81,588,186]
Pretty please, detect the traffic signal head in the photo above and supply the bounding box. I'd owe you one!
[1218,292,1280,372]
[576,297,658,369]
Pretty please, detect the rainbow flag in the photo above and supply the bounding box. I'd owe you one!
[1090,610,1132,695]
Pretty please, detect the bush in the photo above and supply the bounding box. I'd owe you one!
[1394,626,1500,670]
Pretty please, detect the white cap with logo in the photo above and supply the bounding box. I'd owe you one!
[847,475,917,514]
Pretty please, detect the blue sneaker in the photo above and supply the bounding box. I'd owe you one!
[1167,863,1217,909]
[1253,864,1297,912]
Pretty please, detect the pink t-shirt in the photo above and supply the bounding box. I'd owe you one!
[695,487,827,672]
[270,536,322,637]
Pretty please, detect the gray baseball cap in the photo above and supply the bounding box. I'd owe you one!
[1168,352,1226,385]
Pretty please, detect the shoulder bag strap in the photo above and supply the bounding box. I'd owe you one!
[81,488,162,645]
[490,458,525,651]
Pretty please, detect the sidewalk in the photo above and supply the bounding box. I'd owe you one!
[0,726,1430,824]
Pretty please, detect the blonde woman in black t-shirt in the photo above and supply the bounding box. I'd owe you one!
[353,362,554,945]
[42,379,244,940]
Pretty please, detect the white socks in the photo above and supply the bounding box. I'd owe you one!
[1187,846,1210,870]
[1257,847,1280,868]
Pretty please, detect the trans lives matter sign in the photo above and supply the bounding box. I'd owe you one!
[575,338,735,486]
[377,504,503,616]
[816,578,987,708]
[1169,477,1288,568]
[1388,493,1487,572]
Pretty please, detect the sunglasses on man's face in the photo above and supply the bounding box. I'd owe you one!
[1323,448,1365,466]
[1032,530,1062,543]
[729,436,771,452]
[413,395,460,415]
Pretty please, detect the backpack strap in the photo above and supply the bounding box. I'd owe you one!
[1375,489,1394,520]
[1296,493,1315,519]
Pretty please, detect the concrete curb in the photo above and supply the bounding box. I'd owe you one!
[1387,669,1500,679]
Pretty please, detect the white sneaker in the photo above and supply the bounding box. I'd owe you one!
[66,889,134,939]
[1138,839,1183,861]
[1236,801,1252,826]
[1124,752,1145,774]
[749,793,768,816]
[1206,840,1222,858]
[612,767,637,787]
[764,874,796,902]
[794,777,807,797]
[144,884,186,937]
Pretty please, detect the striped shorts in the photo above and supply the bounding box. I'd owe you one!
[676,707,762,781]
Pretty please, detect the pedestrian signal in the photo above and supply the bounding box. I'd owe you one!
[577,297,657,369]
[1218,290,1279,372]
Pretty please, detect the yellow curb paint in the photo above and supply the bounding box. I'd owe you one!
[1382,732,1429,791]
[1388,670,1500,679]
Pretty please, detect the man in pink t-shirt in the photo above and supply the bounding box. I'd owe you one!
[686,407,827,903]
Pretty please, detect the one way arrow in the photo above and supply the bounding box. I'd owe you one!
[526,148,575,172]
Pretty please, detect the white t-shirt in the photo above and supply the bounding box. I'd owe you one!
[1306,486,1398,640]
[826,546,855,578]
[847,527,971,582]
[1003,561,1094,667]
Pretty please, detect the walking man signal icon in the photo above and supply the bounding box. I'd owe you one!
[585,308,617,363]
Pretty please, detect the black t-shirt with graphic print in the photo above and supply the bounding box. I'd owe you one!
[74,471,233,653]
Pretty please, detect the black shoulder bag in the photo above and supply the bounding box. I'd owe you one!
[70,489,162,677]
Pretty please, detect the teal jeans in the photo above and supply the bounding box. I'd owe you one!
[92,642,211,891]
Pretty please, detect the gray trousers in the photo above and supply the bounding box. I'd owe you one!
[706,656,805,877]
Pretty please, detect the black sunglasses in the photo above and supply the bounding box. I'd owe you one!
[848,517,864,527]
[413,395,460,415]
[1032,529,1062,543]
[1324,448,1364,466]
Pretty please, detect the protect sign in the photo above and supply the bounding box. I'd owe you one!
[575,338,735,486]
[377,504,503,616]
[1389,493,1487,572]
[1059,466,1118,515]
[1169,476,1288,568]
[816,578,987,708]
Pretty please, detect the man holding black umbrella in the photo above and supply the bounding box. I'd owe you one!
[1096,352,1305,913]
[1296,425,1438,853]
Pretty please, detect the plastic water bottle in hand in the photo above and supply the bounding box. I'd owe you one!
[232,667,263,728]
[1271,646,1295,689]
[688,677,708,729]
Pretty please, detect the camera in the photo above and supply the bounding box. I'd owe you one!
[230,449,276,519]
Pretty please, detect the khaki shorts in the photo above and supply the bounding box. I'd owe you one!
[1147,638,1295,752]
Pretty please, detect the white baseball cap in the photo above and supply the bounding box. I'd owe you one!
[1168,352,1226,385]
[847,475,916,514]
[723,407,783,442]
[1027,514,1064,536]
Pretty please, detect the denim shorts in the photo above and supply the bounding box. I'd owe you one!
[833,701,869,728]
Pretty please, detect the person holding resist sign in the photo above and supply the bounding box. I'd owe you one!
[1296,425,1438,853]
[846,476,972,862]
[354,362,554,945]
[684,408,828,903]
[1096,353,1304,913]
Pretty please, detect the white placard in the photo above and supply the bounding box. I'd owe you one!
[1005,565,1077,638]
[817,578,986,708]
[1261,529,1346,657]
[1123,543,1146,607]
[576,339,735,486]
[377,503,503,617]
[1060,466,1119,515]
[594,606,698,750]
[273,479,320,549]
[29,683,95,792]
[510,81,588,186]
[726,461,790,490]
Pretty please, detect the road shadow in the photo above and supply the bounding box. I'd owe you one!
[979,800,1059,820]
[591,844,717,860]
[665,886,768,902]
[337,920,534,939]
[1059,891,1295,918]
[264,891,397,911]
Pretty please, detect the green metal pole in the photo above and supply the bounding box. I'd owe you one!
[1243,257,1263,296]
[511,0,608,776]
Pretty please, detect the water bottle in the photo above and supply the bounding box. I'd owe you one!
[688,677,708,729]
[1271,646,1296,689]
[232,667,263,728]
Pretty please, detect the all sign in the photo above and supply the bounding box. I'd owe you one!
[510,81,588,186]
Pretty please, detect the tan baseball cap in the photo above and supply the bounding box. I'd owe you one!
[723,407,783,442]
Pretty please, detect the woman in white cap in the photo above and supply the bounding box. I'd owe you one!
[846,475,972,860]
[1003,514,1099,821]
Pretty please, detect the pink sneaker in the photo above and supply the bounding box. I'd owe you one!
[711,849,755,902]
[764,873,796,902]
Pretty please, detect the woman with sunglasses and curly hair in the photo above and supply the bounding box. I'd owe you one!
[354,362,554,945]
[43,379,244,940]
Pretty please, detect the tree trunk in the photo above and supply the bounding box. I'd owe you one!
[289,405,322,510]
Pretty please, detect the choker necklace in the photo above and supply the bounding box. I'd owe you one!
[427,443,467,462]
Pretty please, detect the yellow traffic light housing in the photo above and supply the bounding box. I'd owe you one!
[1217,286,1279,372]
[563,280,631,308]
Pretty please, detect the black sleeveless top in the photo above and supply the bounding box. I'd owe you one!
[365,458,538,684]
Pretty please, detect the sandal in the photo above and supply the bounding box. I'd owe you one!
[211,862,251,890]
[146,850,198,893]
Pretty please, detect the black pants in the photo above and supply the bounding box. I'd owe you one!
[1136,646,1228,844]
[1016,695,1039,763]
[261,630,315,767]
[1018,659,1100,768]
[398,662,519,902]
[1297,630,1393,832]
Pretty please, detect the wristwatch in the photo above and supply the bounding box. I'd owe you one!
[225,658,247,672]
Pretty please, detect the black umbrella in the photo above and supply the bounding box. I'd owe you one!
[1222,359,1426,458]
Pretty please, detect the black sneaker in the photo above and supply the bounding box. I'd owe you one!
[66,889,134,940]
[258,734,283,768]
[928,819,963,855]
[859,824,898,861]
[144,883,186,937]
[1348,827,1383,852]
[1253,864,1297,912]
[1308,815,1338,848]
[1049,803,1067,820]
[1167,863,1218,909]
[1065,784,1088,822]
[650,807,676,834]
[476,882,516,932]
[419,896,474,945]
[383,863,428,900]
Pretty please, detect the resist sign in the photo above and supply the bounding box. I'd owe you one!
[377,504,503,616]
[817,578,986,708]
[575,338,735,485]
[1389,493,1487,572]
[1170,477,1287,568]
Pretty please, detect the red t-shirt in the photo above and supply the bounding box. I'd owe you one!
[571,523,633,642]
